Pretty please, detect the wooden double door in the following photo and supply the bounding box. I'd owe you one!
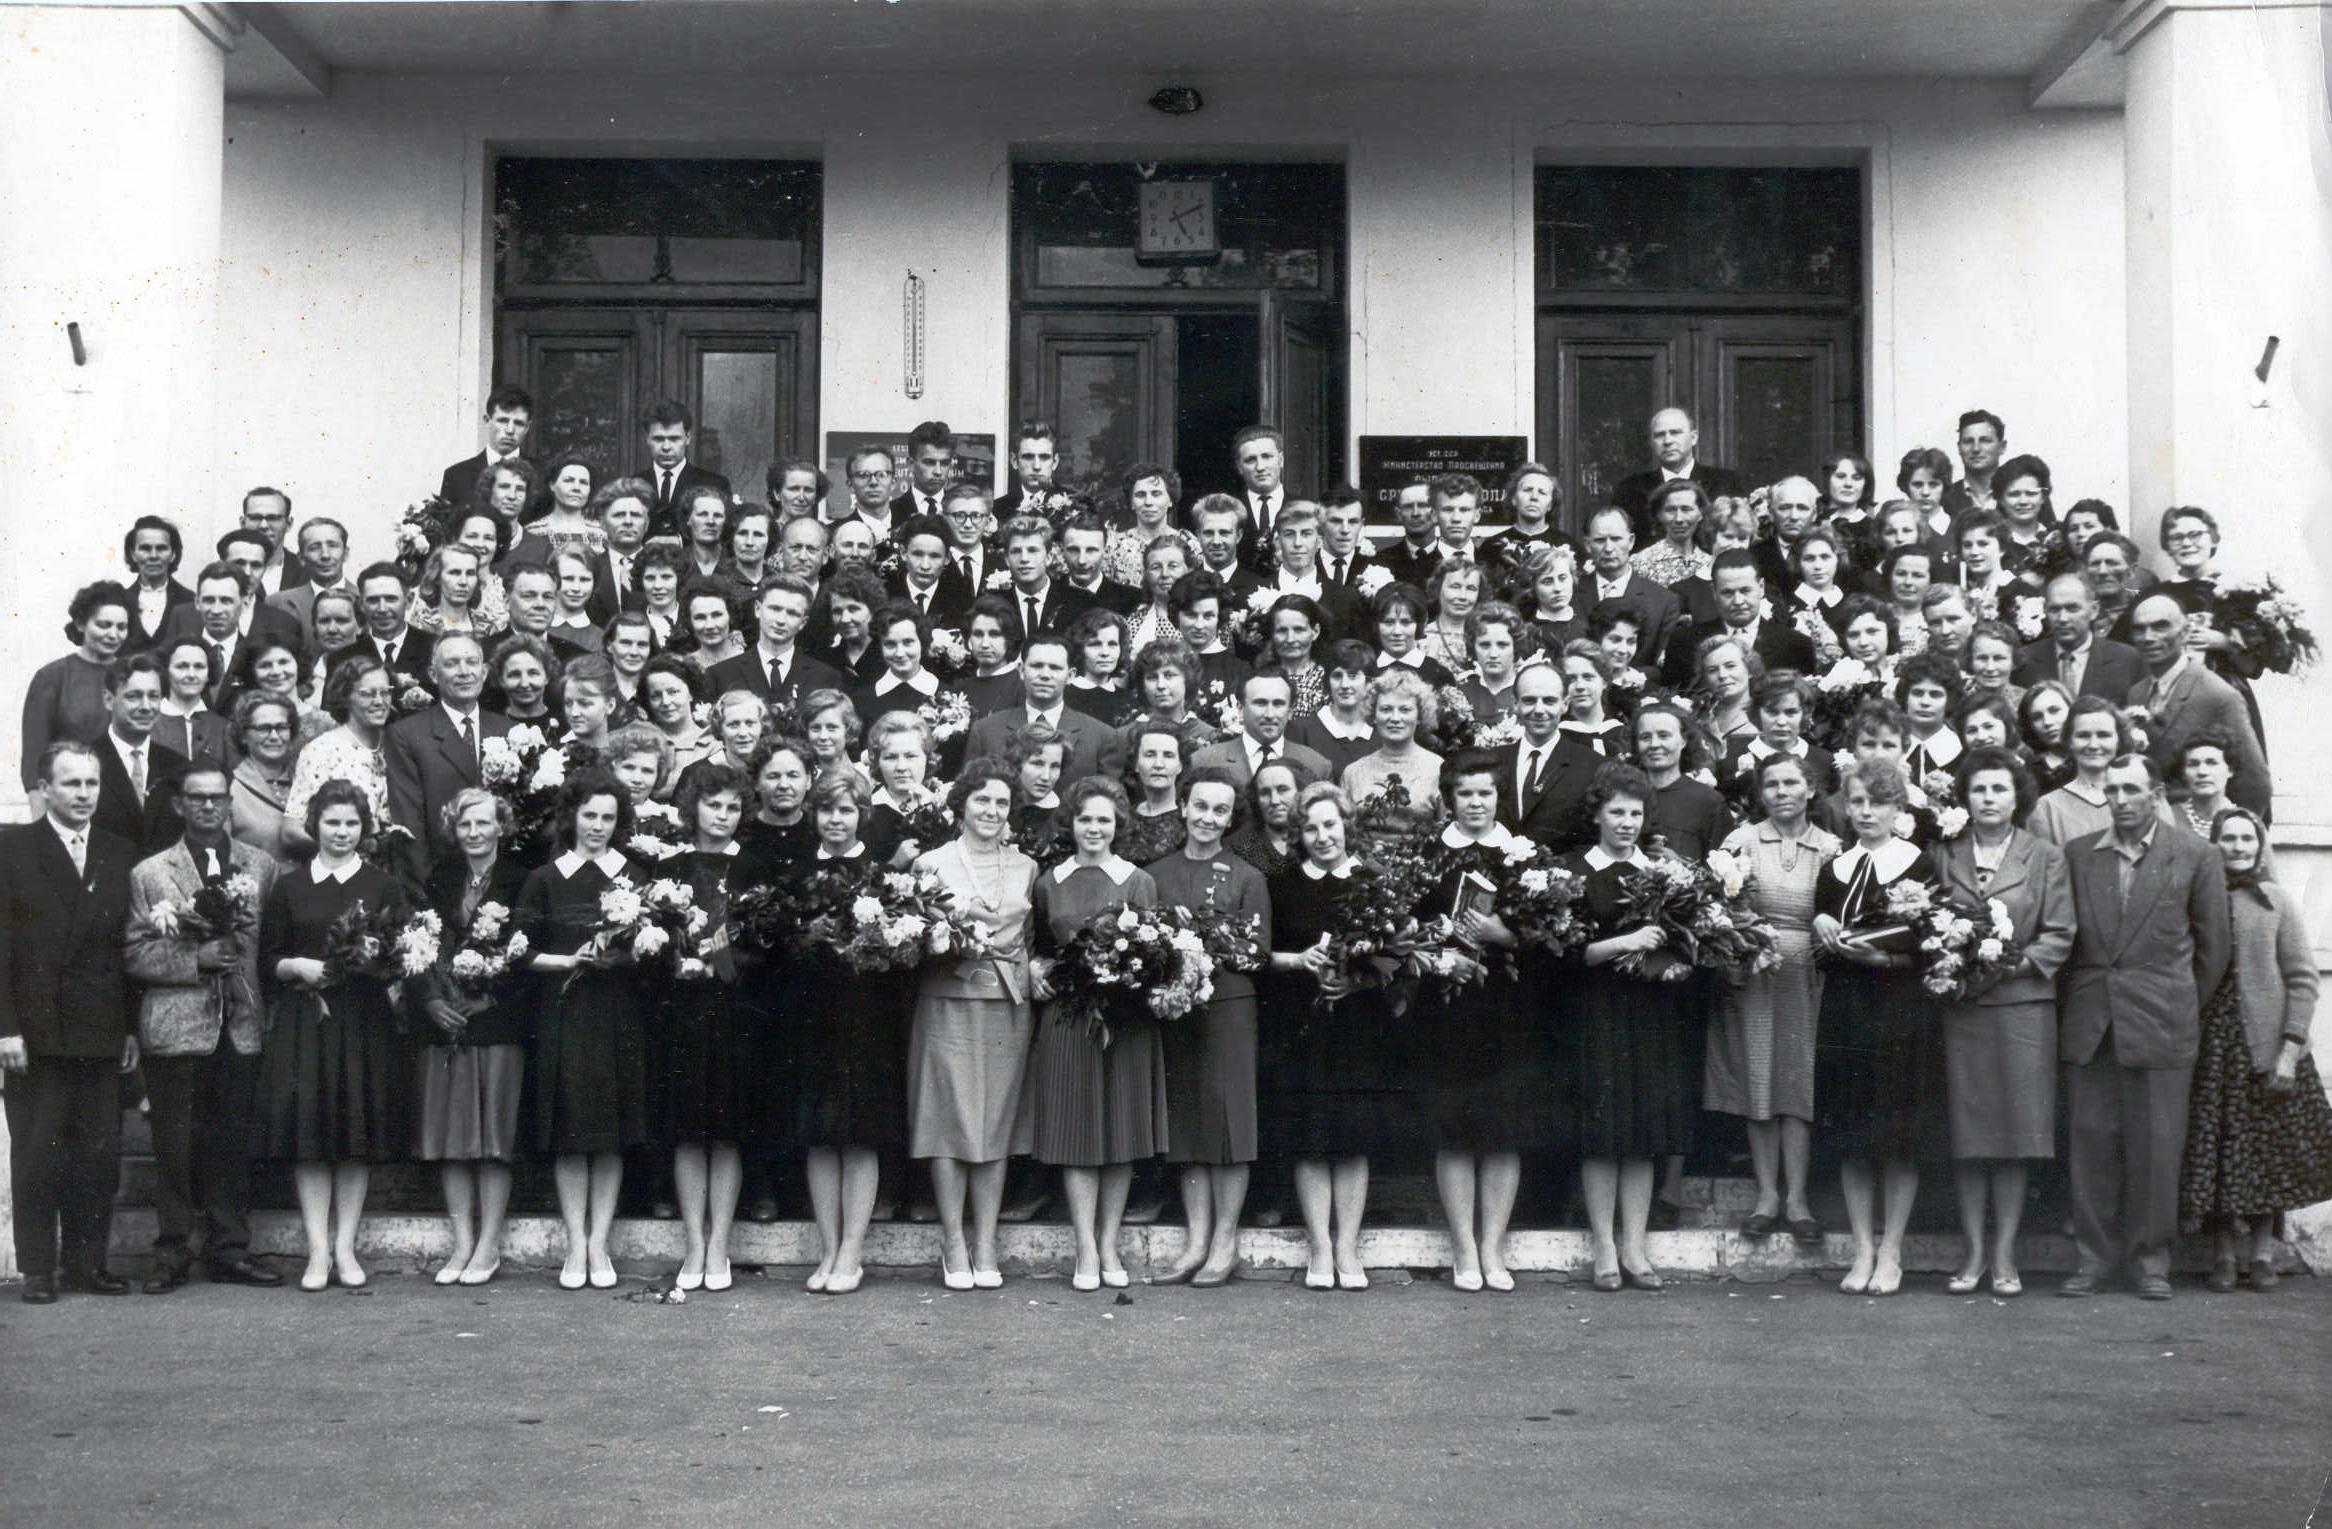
[1537,312,1859,529]
[498,306,817,493]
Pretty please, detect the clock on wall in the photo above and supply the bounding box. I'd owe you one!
[1136,179,1222,265]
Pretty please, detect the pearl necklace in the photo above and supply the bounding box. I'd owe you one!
[962,839,1010,911]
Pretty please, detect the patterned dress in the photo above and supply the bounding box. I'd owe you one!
[1704,821,1839,1122]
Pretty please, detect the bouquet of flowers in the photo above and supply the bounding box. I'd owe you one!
[2214,574,2319,674]
[1695,848,1785,978]
[2022,525,2085,584]
[1228,586,1279,659]
[1199,677,1241,736]
[1809,656,1892,752]
[144,870,265,1023]
[495,728,597,859]
[444,899,529,995]
[728,866,858,960]
[1481,837,1589,956]
[1920,769,1970,841]
[927,627,971,678]
[392,495,461,575]
[1610,851,1777,981]
[625,798,691,863]
[1317,833,1463,1013]
[577,876,706,980]
[319,897,427,987]
[916,691,973,745]
[1182,907,1264,975]
[2007,590,2048,643]
[1354,563,1394,600]
[1790,605,1844,667]
[1046,904,1216,1045]
[1880,881,2021,1000]
[884,779,958,852]
[820,865,989,973]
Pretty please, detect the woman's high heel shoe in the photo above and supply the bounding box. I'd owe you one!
[1947,1265,1985,1295]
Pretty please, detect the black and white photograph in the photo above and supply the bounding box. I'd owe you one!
[2,1,2329,1523]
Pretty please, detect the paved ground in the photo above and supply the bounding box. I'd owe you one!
[2,1266,2326,1528]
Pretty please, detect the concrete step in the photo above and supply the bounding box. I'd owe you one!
[96,1208,2315,1283]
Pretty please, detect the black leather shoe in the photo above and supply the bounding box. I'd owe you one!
[2058,1268,2102,1298]
[207,1256,284,1288]
[144,1261,191,1295]
[64,1268,130,1296]
[2134,1274,2174,1301]
[21,1274,58,1305]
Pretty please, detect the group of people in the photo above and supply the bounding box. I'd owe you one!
[6,393,2326,1308]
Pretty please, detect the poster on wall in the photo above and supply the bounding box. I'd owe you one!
[1355,435,1531,531]
[822,430,998,522]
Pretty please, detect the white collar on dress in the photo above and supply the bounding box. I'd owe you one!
[1299,858,1356,881]
[1316,712,1373,741]
[1584,844,1650,871]
[1440,821,1518,851]
[814,844,867,861]
[1053,854,1137,886]
[1832,837,1922,881]
[308,856,362,884]
[554,848,629,878]
[874,670,938,698]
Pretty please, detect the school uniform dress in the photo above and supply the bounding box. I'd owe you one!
[1024,858,1170,1166]
[788,848,909,1150]
[256,860,412,1163]
[1148,848,1269,1167]
[1812,838,1940,1161]
[655,845,761,1146]
[1421,826,1556,1152]
[515,849,651,1155]
[1559,848,1699,1158]
[412,854,531,1163]
[1258,861,1412,1158]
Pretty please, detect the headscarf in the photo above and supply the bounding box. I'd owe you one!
[2208,805,2276,909]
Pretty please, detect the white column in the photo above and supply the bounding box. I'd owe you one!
[0,5,229,1280]
[2120,0,2332,829]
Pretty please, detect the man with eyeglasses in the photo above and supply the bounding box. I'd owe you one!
[123,762,283,1292]
[841,446,900,550]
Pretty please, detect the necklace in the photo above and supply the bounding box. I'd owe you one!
[963,840,1009,911]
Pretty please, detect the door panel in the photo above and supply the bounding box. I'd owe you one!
[500,309,655,474]
[1539,315,1690,529]
[1017,312,1177,493]
[667,309,818,501]
[1696,316,1858,493]
[1260,292,1337,497]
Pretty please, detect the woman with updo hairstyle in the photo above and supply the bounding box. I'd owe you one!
[1961,618,2023,709]
[654,759,756,1293]
[409,543,509,637]
[1810,756,1939,1296]
[1005,721,1071,866]
[1956,690,2021,758]
[911,758,1042,1289]
[1226,757,1304,878]
[1632,478,1715,588]
[1121,718,1192,864]
[638,652,715,780]
[678,578,748,672]
[283,654,397,854]
[1340,667,1444,819]
[22,579,132,794]
[1123,638,1221,752]
[1692,632,1761,746]
[1260,780,1405,1290]
[1558,638,1627,755]
[412,785,529,1286]
[2027,694,2145,846]
[1461,601,1533,723]
[1422,559,1487,671]
[1932,746,2075,1299]
[736,733,818,874]
[256,777,410,1291]
[229,692,302,862]
[154,636,234,767]
[490,632,559,728]
[1563,761,1701,1290]
[1024,775,1168,1291]
[513,766,648,1290]
[555,652,623,754]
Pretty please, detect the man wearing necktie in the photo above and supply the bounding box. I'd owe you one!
[435,383,537,509]
[639,400,733,540]
[384,634,509,895]
[1494,663,1598,849]
[889,420,958,523]
[1232,424,1286,570]
[123,764,284,1291]
[1,740,139,1304]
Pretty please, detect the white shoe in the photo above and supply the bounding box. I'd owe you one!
[942,1268,975,1292]
[675,1268,704,1292]
[1071,1270,1101,1292]
[705,1262,732,1293]
[1452,1269,1485,1293]
[1101,1268,1130,1289]
[972,1268,1003,1289]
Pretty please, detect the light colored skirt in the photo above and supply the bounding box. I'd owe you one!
[1941,999,2056,1160]
[414,1044,525,1163]
[908,991,1034,1161]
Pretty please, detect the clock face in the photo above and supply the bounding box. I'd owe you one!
[1138,180,1219,261]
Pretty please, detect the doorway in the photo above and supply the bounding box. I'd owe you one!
[1534,165,1863,527]
[494,157,821,488]
[1011,161,1346,509]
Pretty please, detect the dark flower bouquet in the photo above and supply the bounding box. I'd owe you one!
[392,495,461,578]
[1181,907,1264,975]
[916,691,973,746]
[145,870,265,1022]
[885,780,958,852]
[491,728,600,861]
[1046,904,1216,1045]
[320,897,427,987]
[729,865,860,960]
[1808,657,1893,752]
[576,875,705,981]
[821,865,989,973]
[2214,574,2319,674]
[1317,841,1463,1013]
[1471,835,1589,956]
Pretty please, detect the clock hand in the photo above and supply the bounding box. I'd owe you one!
[1170,206,1196,233]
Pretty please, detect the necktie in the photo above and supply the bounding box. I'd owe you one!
[1024,596,1041,635]
[916,588,932,616]
[381,638,397,671]
[459,713,478,769]
[201,845,224,884]
[1333,557,1348,585]
[1256,494,1274,534]
[615,554,633,595]
[1523,746,1548,808]
[956,554,973,582]
[128,747,147,803]
[212,641,231,692]
[661,468,676,508]
[65,832,85,876]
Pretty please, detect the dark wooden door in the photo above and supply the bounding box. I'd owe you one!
[1015,311,1178,494]
[1538,315,1690,529]
[1695,315,1858,494]
[498,308,655,474]
[1259,292,1338,497]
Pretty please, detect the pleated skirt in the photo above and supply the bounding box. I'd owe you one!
[1023,1004,1169,1167]
[255,988,410,1163]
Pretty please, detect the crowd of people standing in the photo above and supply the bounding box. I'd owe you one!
[6,395,2326,1307]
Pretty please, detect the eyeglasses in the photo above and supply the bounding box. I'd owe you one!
[850,470,893,482]
[2164,530,2210,545]
[245,723,293,736]
[180,792,229,805]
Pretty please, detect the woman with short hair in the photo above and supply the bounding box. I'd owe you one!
[282,655,397,857]
[228,693,302,862]
[409,543,509,637]
[639,653,715,781]
[22,580,132,794]
[1340,668,1444,816]
[490,634,558,729]
[155,636,234,766]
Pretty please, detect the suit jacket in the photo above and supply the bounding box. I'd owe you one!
[1375,540,1444,594]
[964,705,1124,787]
[1187,736,1332,791]
[888,575,975,632]
[438,452,540,510]
[583,545,653,628]
[2060,825,2231,1069]
[1662,617,1816,688]
[156,603,309,709]
[1317,549,1383,592]
[2012,636,2146,702]
[1611,464,1746,542]
[1585,572,1684,662]
[644,462,734,539]
[385,705,513,888]
[93,736,188,856]
[703,648,847,713]
[356,629,438,691]
[2126,661,2272,816]
[1000,583,1096,646]
[1928,829,2075,1009]
[1255,577,1367,645]
[1493,736,1602,851]
[129,580,195,651]
[0,820,134,1057]
[1064,578,1142,618]
[267,579,359,644]
[122,838,279,1057]
[888,487,952,524]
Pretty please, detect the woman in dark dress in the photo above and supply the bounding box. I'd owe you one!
[1121,720,1189,864]
[730,736,814,1227]
[1261,783,1407,1291]
[514,767,650,1291]
[1006,722,1070,868]
[659,760,754,1294]
[257,780,411,1293]
[1811,758,1940,1297]
[412,788,531,1287]
[1225,759,1303,878]
[1147,767,1270,1287]
[1420,753,1543,1293]
[1027,776,1169,1291]
[791,767,910,1295]
[1566,763,1698,1292]
[736,736,818,871]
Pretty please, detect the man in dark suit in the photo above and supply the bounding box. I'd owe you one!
[1189,495,1264,609]
[1494,662,1601,851]
[90,652,188,855]
[2014,574,2147,701]
[0,739,138,1303]
[1058,514,1142,617]
[157,561,306,712]
[936,482,1000,600]
[1230,425,1288,570]
[889,515,975,631]
[350,562,437,693]
[2124,593,2272,815]
[122,764,283,1291]
[992,422,1060,522]
[124,515,195,651]
[1609,407,1744,543]
[384,634,511,893]
[996,516,1094,646]
[1581,507,1683,663]
[437,383,537,509]
[2058,755,2230,1300]
[1375,478,1445,593]
[1187,672,1331,789]
[580,491,656,628]
[836,446,902,550]
[1253,503,1366,643]
[964,634,1124,785]
[641,400,733,540]
[1317,488,1382,592]
[235,489,304,599]
[266,516,358,639]
[704,576,844,713]
[1662,549,1816,687]
[888,420,957,523]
